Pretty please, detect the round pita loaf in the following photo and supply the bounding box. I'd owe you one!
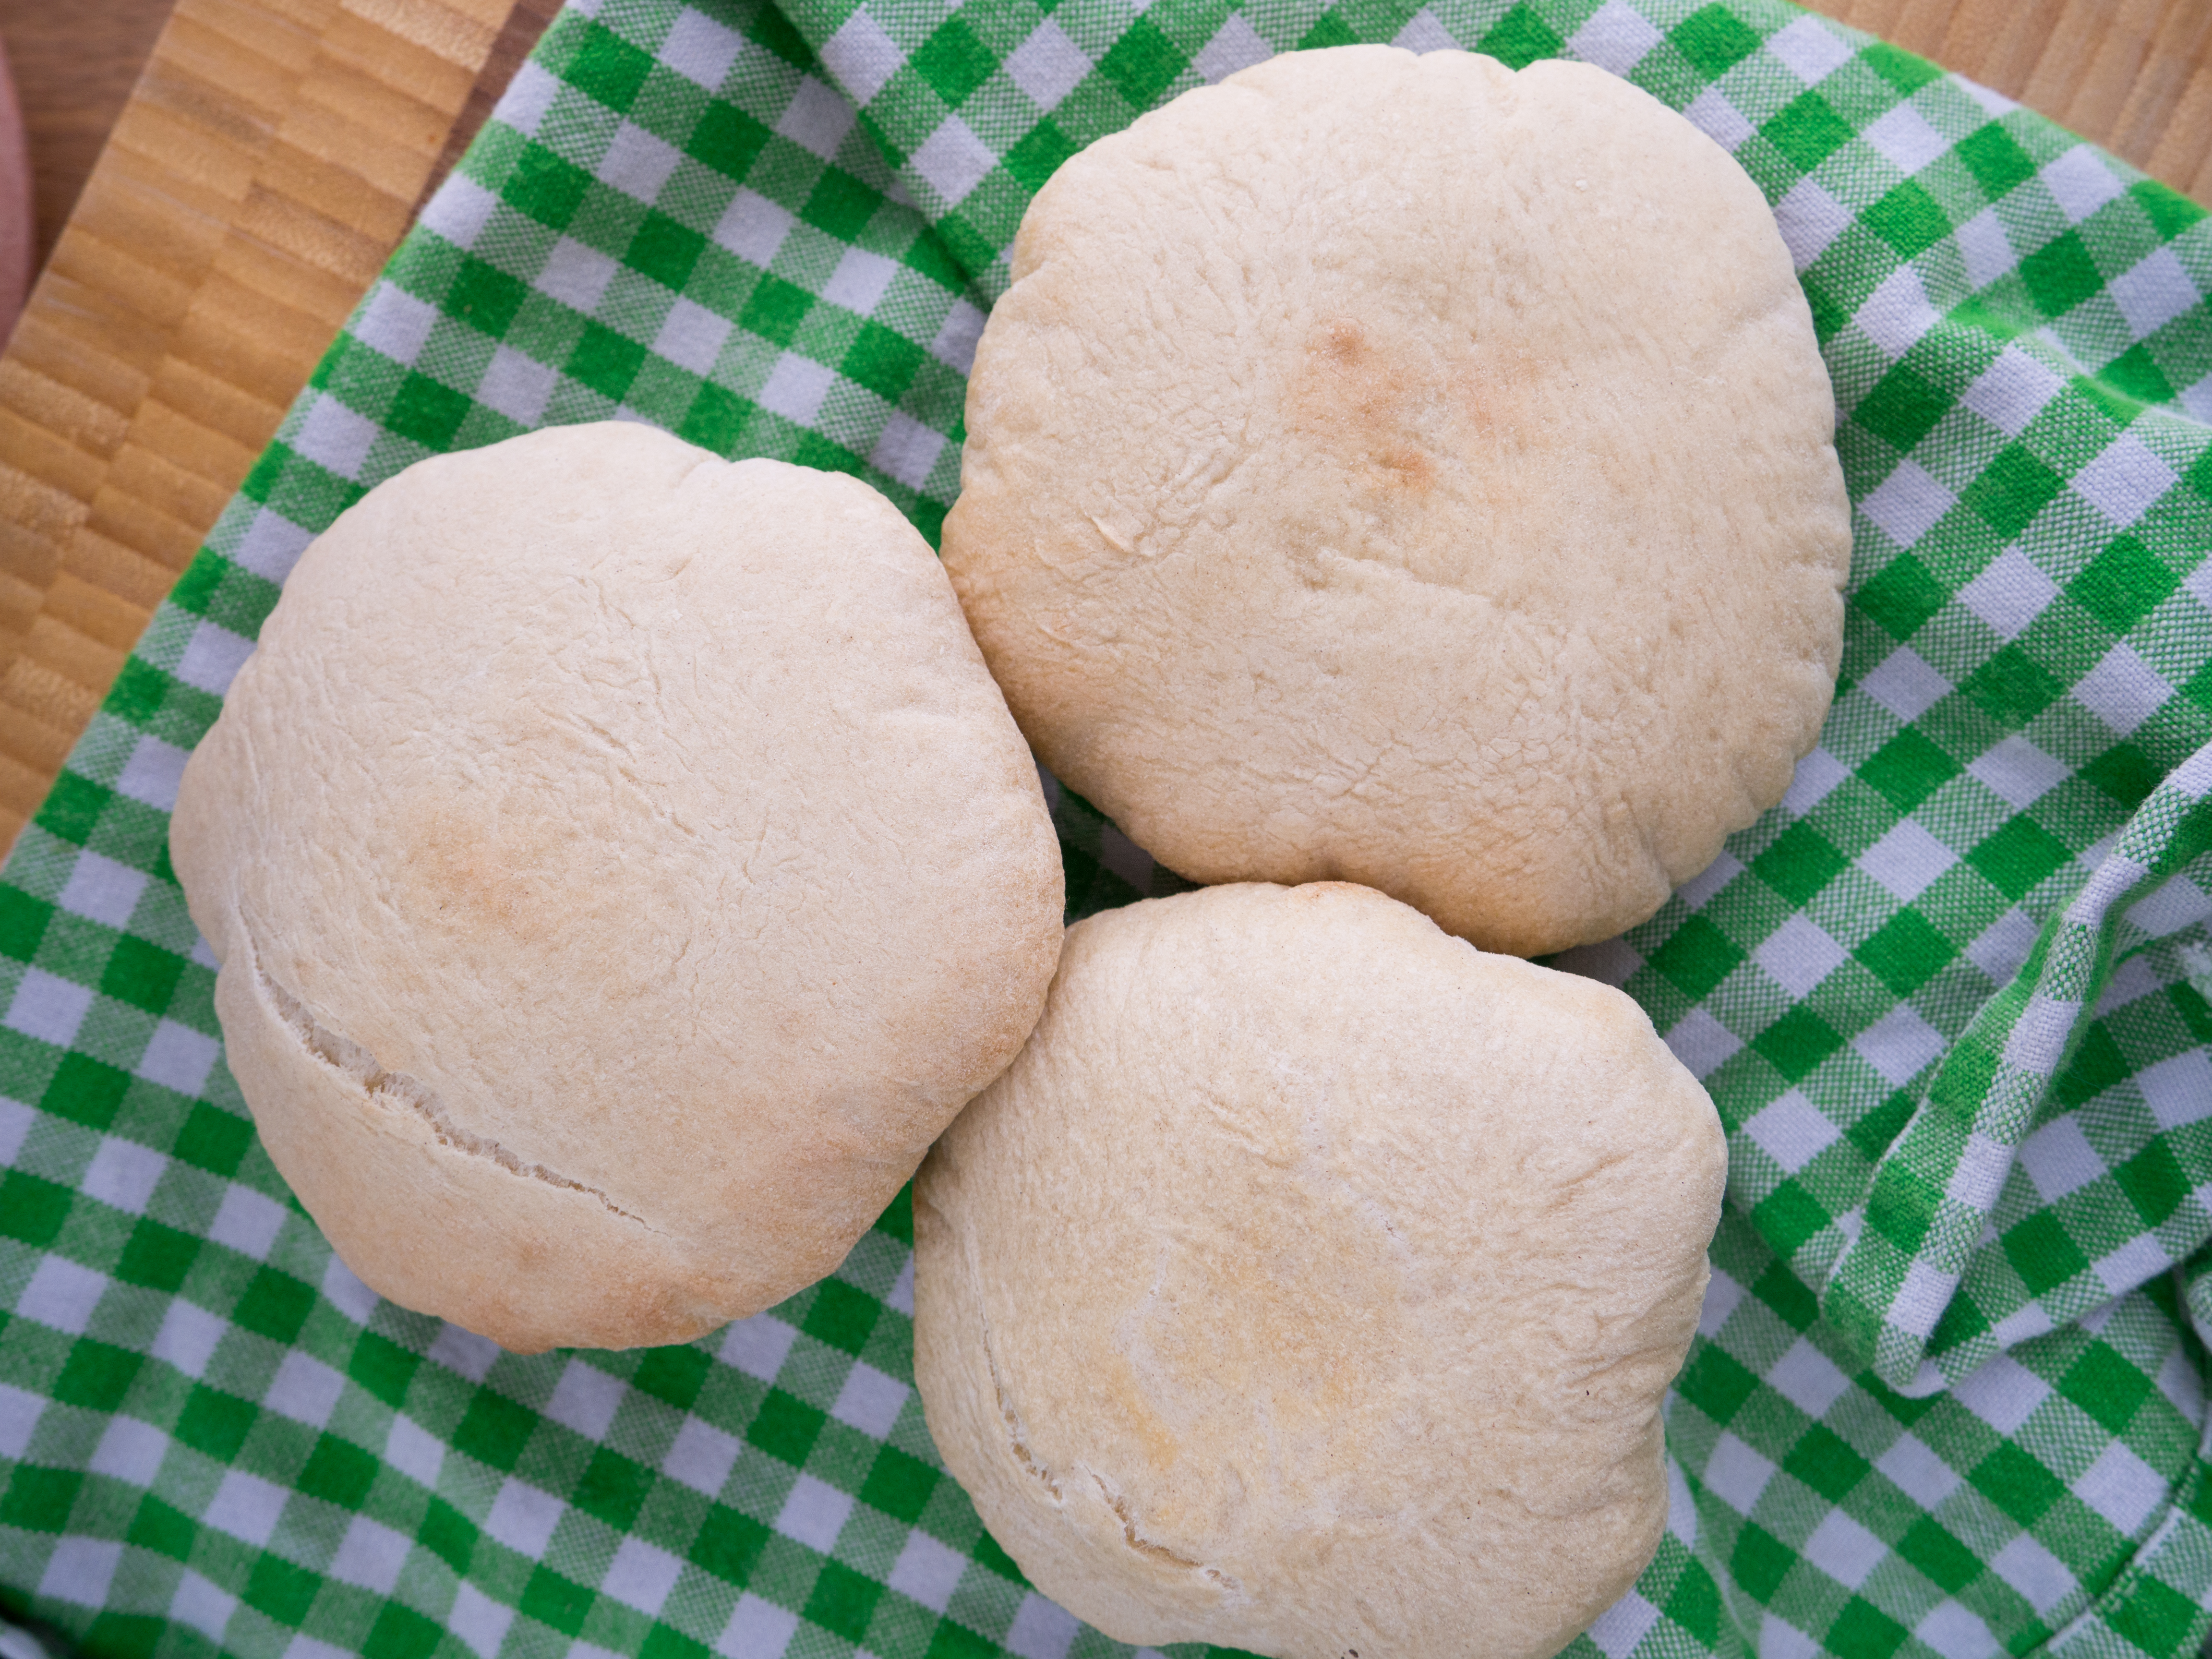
[915,882,1725,1659]
[172,424,1064,1352]
[943,46,1850,956]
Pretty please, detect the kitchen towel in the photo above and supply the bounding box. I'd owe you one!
[4,0,2212,1654]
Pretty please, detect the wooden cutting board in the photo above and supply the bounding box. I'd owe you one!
[0,0,2203,858]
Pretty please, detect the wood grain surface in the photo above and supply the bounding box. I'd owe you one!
[0,0,2204,860]
[0,0,551,853]
[0,0,176,272]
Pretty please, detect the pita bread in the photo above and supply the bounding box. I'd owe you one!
[172,424,1064,1352]
[943,46,1849,955]
[915,881,1725,1658]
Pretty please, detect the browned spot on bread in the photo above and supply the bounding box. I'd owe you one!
[1287,316,1444,499]
[409,804,578,944]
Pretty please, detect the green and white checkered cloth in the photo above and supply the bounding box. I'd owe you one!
[3,0,2212,1654]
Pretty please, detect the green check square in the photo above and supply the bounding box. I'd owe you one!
[911,15,997,106]
[1973,1442,2066,1526]
[1855,366,1951,455]
[363,1603,445,1659]
[1965,816,2070,899]
[37,774,112,847]
[42,1053,132,1131]
[2020,229,2104,318]
[521,1563,598,1635]
[52,1341,143,1413]
[298,1434,380,1509]
[1731,1522,1795,1599]
[1097,16,1187,108]
[2002,1212,2090,1297]
[859,1445,939,1524]
[577,1447,657,1530]
[567,21,660,110]
[1865,181,1949,257]
[233,1268,316,1345]
[1962,444,2067,538]
[1765,90,1854,173]
[415,1497,474,1573]
[348,1331,421,1408]
[453,1390,540,1472]
[116,1217,198,1292]
[1676,1341,1762,1423]
[2115,1141,2190,1228]
[1,1171,71,1246]
[100,938,186,1018]
[740,275,816,345]
[1859,553,1950,640]
[748,1390,826,1465]
[244,1553,324,1625]
[1671,4,1760,78]
[1824,1596,1910,1659]
[448,255,532,334]
[1649,916,1744,1000]
[1296,11,1359,51]
[635,1346,712,1412]
[126,1493,194,1558]
[1753,819,1852,905]
[571,322,652,399]
[2054,1020,2130,1107]
[1855,909,1954,995]
[640,1626,713,1659]
[806,1560,885,1641]
[2070,536,2178,636]
[2096,342,2177,411]
[1956,120,2036,201]
[2108,1575,2203,1656]
[175,1385,257,1461]
[801,168,882,242]
[688,105,775,181]
[1003,118,1079,191]
[507,145,599,231]
[690,1505,770,1584]
[1479,4,1563,70]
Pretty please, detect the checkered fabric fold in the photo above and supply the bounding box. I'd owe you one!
[4,0,2212,1656]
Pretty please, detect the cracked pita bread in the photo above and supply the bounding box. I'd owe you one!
[172,424,1063,1352]
[942,45,1850,956]
[915,882,1724,1659]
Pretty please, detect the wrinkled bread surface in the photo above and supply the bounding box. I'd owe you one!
[915,882,1726,1659]
[943,46,1851,955]
[173,425,1064,1352]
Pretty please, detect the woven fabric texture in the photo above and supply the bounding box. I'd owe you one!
[4,0,2212,1656]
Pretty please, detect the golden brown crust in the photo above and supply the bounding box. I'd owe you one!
[173,424,1064,1351]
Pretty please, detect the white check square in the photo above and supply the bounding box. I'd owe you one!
[777,77,856,160]
[18,1256,108,1336]
[1958,547,2058,638]
[210,1183,289,1259]
[910,115,997,206]
[1007,20,1092,107]
[1767,15,1852,83]
[1864,102,1948,175]
[1862,459,1954,547]
[4,968,92,1049]
[58,849,147,929]
[821,10,902,104]
[82,1136,166,1215]
[137,1019,220,1098]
